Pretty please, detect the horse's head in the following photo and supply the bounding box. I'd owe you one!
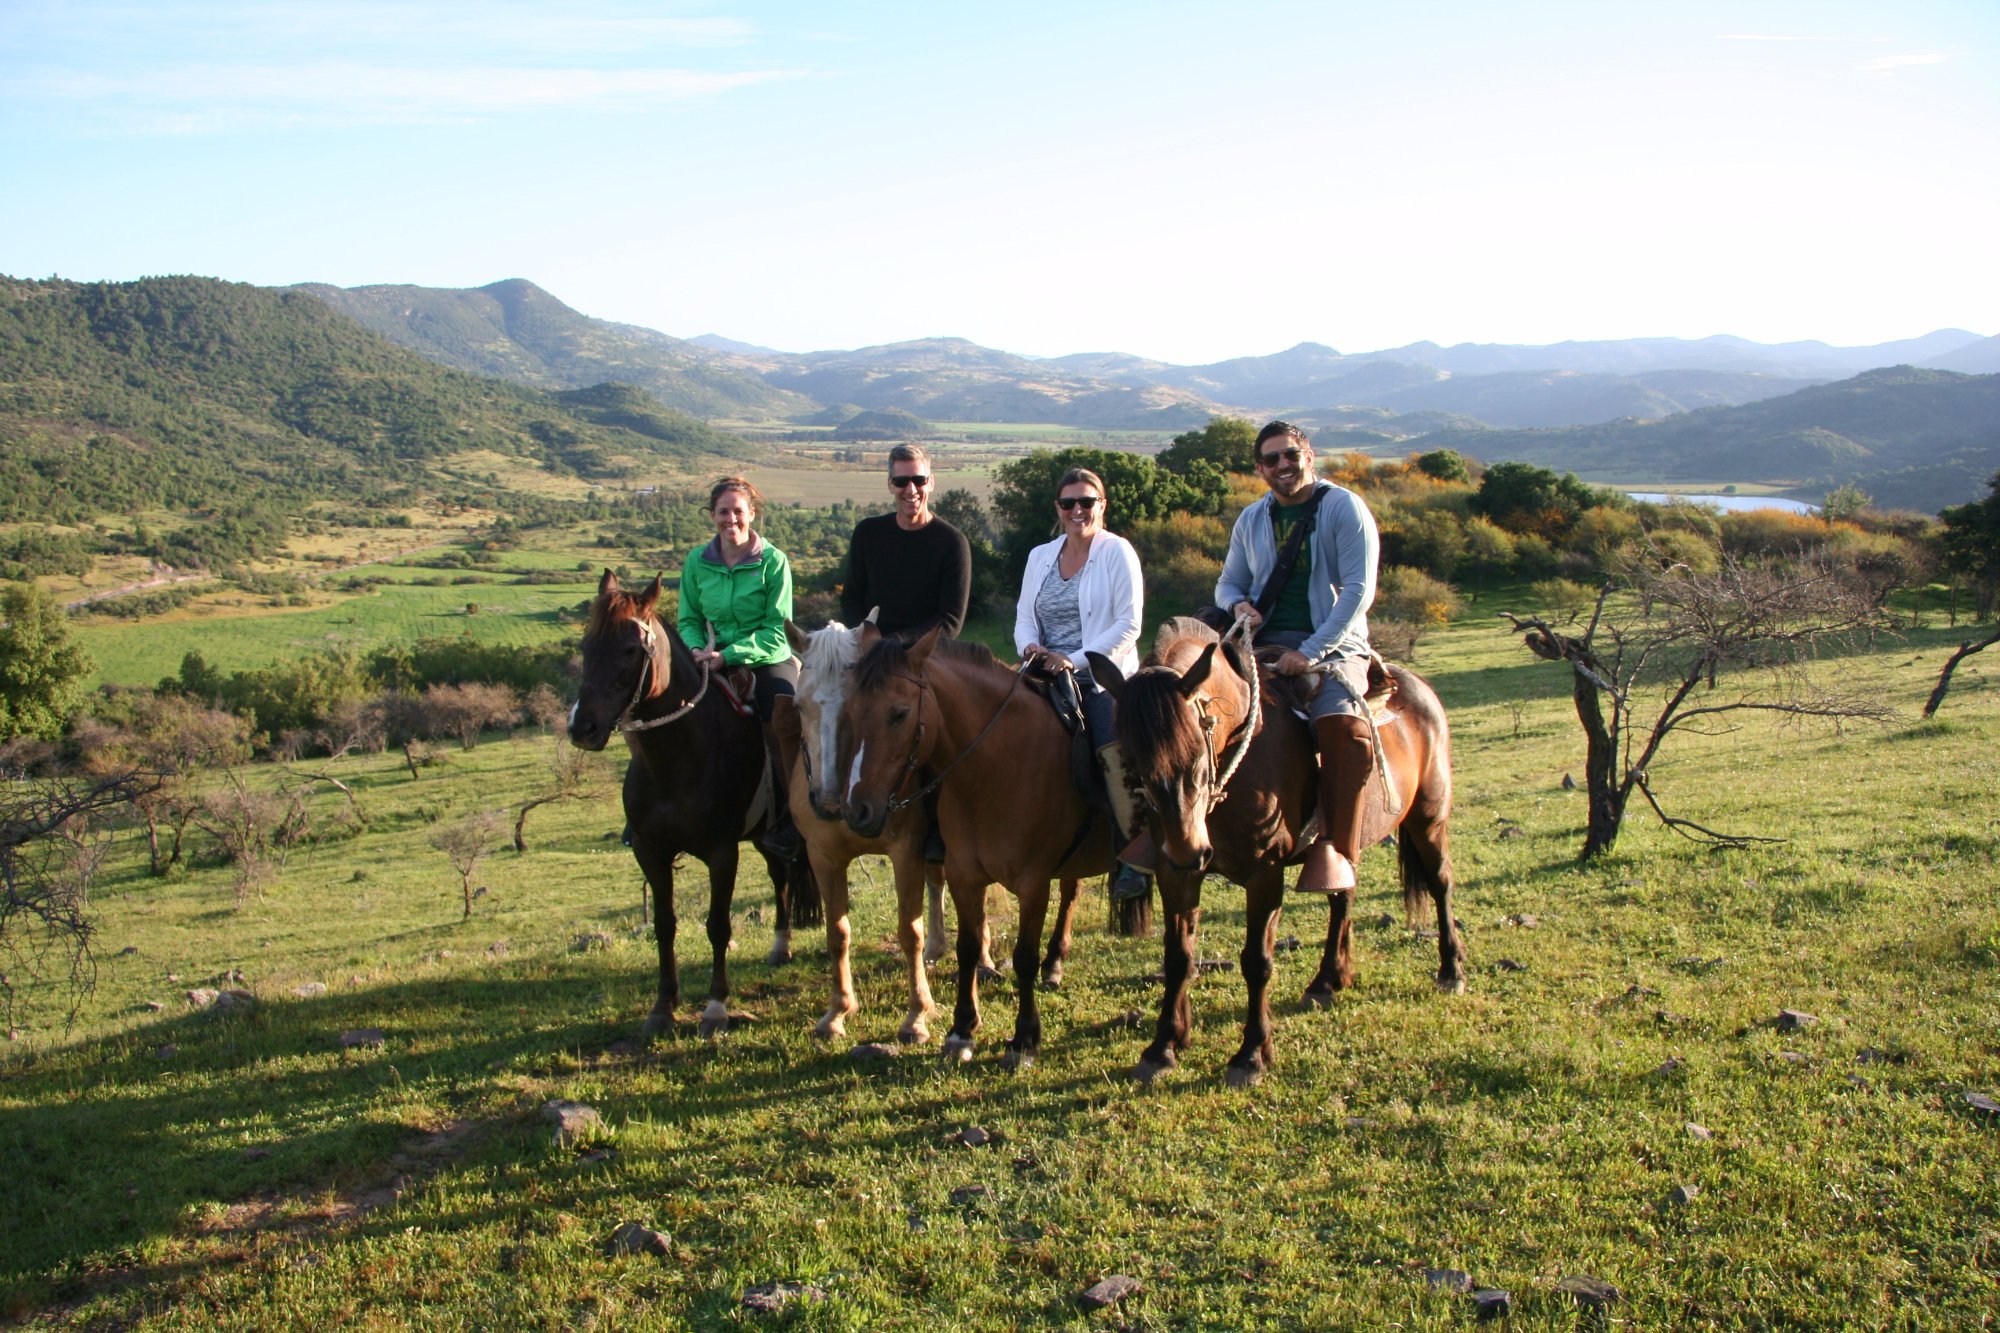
[569,569,668,752]
[1092,619,1255,877]
[790,612,872,821]
[836,624,939,839]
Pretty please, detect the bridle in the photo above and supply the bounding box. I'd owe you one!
[873,660,1029,815]
[614,617,714,733]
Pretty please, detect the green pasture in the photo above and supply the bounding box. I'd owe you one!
[3,613,1997,1328]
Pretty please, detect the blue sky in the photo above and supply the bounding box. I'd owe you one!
[2,1,1994,363]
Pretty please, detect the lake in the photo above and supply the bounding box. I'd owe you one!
[1626,492,1818,514]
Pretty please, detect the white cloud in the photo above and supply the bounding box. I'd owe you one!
[1854,51,1948,73]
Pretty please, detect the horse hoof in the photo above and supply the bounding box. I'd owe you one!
[1436,975,1467,995]
[942,1035,975,1063]
[698,1001,729,1040]
[1225,1063,1265,1090]
[641,1008,675,1038]
[1040,967,1063,990]
[1134,1056,1173,1085]
[813,1015,846,1041]
[977,963,1005,983]
[899,1022,931,1046]
[767,937,793,967]
[1301,989,1335,1011]
[1001,1047,1035,1073]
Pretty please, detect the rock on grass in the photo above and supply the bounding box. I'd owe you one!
[339,1028,385,1050]
[1557,1274,1622,1309]
[1776,1009,1819,1032]
[1423,1268,1472,1292]
[742,1281,826,1313]
[1471,1289,1512,1320]
[604,1222,669,1257]
[543,1100,604,1147]
[1077,1274,1141,1310]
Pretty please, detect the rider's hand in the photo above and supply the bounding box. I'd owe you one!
[1232,600,1263,630]
[1275,649,1311,677]
[692,648,724,669]
[1044,652,1074,672]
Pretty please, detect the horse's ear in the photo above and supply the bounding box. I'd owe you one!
[1220,637,1253,687]
[598,568,619,597]
[1086,652,1126,701]
[635,574,663,616]
[856,620,881,653]
[908,624,943,670]
[865,606,880,624]
[785,619,809,655]
[1177,643,1218,698]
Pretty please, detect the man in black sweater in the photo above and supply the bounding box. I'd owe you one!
[839,442,972,640]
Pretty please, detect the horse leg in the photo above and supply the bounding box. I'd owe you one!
[1228,879,1283,1087]
[922,862,950,967]
[1040,876,1079,989]
[1303,887,1358,1007]
[812,851,861,1040]
[943,871,987,1063]
[1402,808,1466,994]
[1003,879,1051,1071]
[763,848,794,967]
[1136,879,1200,1083]
[699,842,738,1039]
[633,842,680,1038]
[893,844,938,1044]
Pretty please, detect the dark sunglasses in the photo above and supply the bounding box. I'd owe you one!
[1258,446,1305,468]
[1056,496,1100,511]
[890,474,932,489]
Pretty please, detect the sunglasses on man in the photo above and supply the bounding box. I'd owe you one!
[1258,446,1305,468]
[1056,496,1100,511]
[890,474,931,489]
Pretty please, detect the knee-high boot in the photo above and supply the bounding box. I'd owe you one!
[1098,744,1154,901]
[757,720,803,858]
[1297,714,1373,893]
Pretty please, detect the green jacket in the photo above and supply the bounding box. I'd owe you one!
[677,534,794,668]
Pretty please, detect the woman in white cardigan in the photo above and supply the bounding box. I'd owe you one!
[1013,466,1149,899]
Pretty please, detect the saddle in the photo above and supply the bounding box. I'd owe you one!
[1019,659,1115,825]
[1254,647,1399,722]
[712,666,760,720]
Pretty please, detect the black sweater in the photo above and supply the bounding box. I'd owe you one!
[839,514,972,640]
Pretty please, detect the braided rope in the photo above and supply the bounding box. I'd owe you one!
[617,621,715,733]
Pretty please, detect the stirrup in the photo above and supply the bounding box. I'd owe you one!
[1294,842,1356,893]
[759,821,803,859]
[1110,866,1152,902]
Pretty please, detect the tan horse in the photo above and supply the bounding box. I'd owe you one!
[1092,617,1464,1086]
[840,625,1090,1068]
[779,618,967,1044]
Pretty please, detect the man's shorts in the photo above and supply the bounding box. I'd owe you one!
[1257,630,1370,721]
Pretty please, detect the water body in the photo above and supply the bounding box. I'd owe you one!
[1626,492,1818,515]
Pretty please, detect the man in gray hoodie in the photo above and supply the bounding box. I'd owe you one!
[1215,421,1380,894]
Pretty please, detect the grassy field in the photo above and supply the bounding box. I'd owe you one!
[3,610,1998,1328]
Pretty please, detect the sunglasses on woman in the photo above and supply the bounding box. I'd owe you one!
[1056,496,1100,511]
[890,474,931,489]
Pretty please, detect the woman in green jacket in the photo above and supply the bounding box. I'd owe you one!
[679,476,800,855]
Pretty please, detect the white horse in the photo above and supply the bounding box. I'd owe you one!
[781,618,995,1043]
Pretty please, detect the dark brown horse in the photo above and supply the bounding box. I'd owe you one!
[839,625,1088,1068]
[1091,617,1463,1087]
[567,571,817,1039]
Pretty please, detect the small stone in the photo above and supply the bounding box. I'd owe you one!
[1776,1009,1818,1032]
[118,945,139,956]
[1195,958,1235,974]
[1274,935,1302,953]
[1117,1008,1146,1029]
[1777,1050,1811,1065]
[1685,1122,1713,1140]
[1664,1182,1700,1207]
[1855,1047,1890,1065]
[570,932,615,953]
[543,1099,604,1147]
[155,1044,176,1060]
[1498,825,1527,840]
[1494,958,1527,972]
[950,1184,991,1206]
[1470,1288,1512,1320]
[1656,1010,1690,1027]
[212,989,256,1015]
[1965,1092,2000,1115]
[1012,1153,1040,1174]
[952,1126,994,1148]
[1653,1057,1684,1078]
[746,907,764,925]
[339,1028,385,1050]
[850,1042,896,1063]
[1373,912,1397,929]
[165,973,180,983]
[291,982,327,999]
[742,1281,825,1313]
[1621,984,1659,1002]
[1343,1116,1381,1131]
[485,940,509,959]
[604,1222,670,1257]
[576,1147,616,1164]
[244,1147,271,1161]
[1561,772,1577,790]
[1077,1274,1141,1310]
[1558,1274,1622,1309]
[143,1000,165,1012]
[1505,913,1540,928]
[1424,1268,1473,1293]
[185,987,220,1009]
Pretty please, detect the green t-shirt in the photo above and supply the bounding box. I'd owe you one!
[1264,499,1317,634]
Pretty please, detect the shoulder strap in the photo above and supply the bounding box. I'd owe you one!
[1252,484,1330,620]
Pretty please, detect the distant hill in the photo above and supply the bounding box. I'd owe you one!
[690,332,787,356]
[1408,367,2000,512]
[1924,334,2000,375]
[293,279,813,420]
[832,408,933,440]
[1364,330,1986,379]
[0,275,752,530]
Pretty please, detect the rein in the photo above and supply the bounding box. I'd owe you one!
[883,660,1030,815]
[617,620,716,733]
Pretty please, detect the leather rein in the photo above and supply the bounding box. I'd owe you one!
[879,660,1029,815]
[615,618,714,733]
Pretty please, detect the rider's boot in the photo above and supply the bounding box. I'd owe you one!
[757,721,803,859]
[1296,714,1372,893]
[1099,744,1154,902]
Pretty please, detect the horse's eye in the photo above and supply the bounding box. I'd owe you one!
[890,705,911,725]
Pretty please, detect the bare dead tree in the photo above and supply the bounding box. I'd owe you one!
[1500,552,1892,859]
[1922,623,2000,719]
[192,772,292,902]
[513,735,601,852]
[431,810,501,919]
[1,770,154,1028]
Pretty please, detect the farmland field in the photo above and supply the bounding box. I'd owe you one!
[4,607,1997,1328]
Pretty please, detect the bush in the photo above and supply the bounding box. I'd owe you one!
[1374,565,1466,628]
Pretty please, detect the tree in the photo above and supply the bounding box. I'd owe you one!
[1413,448,1471,483]
[931,487,1005,615]
[1821,482,1872,525]
[432,810,501,918]
[990,447,1228,575]
[1470,461,1603,540]
[0,584,93,743]
[421,682,520,749]
[1938,471,2000,618]
[1157,417,1256,477]
[1500,552,1889,859]
[513,735,602,852]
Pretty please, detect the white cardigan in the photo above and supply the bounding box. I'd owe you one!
[1012,530,1144,676]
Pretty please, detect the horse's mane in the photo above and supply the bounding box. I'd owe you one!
[1116,617,1230,782]
[853,634,1002,691]
[586,588,648,642]
[799,620,862,680]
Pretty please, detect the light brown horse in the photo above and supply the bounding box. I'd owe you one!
[1091,617,1463,1087]
[840,625,1090,1068]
